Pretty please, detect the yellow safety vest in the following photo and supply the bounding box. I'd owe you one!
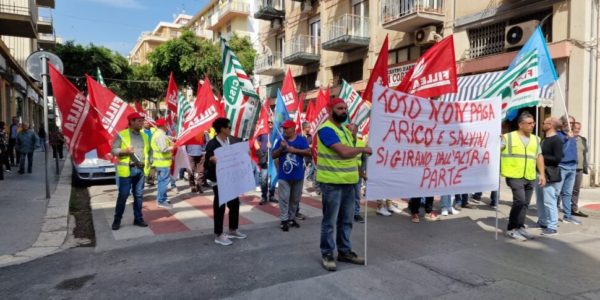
[117,129,150,178]
[354,138,366,168]
[151,129,173,168]
[500,131,539,180]
[316,120,359,184]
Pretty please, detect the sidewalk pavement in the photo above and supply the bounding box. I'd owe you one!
[0,150,72,267]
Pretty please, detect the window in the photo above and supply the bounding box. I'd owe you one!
[309,17,320,53]
[352,0,369,17]
[294,72,318,93]
[388,46,416,65]
[332,60,364,85]
[467,22,506,59]
[276,34,284,54]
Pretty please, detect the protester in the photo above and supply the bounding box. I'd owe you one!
[111,112,150,230]
[272,120,310,231]
[556,115,582,225]
[571,122,589,218]
[500,112,546,241]
[408,197,440,223]
[151,118,175,209]
[256,120,276,204]
[49,127,65,160]
[186,132,206,193]
[316,98,372,271]
[536,117,563,236]
[204,117,247,246]
[7,116,19,166]
[16,122,38,174]
[142,120,156,186]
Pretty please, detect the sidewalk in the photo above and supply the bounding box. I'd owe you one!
[0,150,72,267]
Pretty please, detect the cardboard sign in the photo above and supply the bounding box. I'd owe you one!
[215,142,256,205]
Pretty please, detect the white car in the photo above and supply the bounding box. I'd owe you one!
[72,150,116,186]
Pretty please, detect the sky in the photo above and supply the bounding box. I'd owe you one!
[53,0,210,56]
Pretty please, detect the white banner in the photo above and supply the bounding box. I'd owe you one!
[366,84,501,200]
[215,142,256,205]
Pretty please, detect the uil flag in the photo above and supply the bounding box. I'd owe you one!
[362,35,389,102]
[397,35,457,98]
[175,76,221,147]
[49,64,111,164]
[86,75,137,137]
[339,80,371,135]
[281,68,299,113]
[222,39,261,139]
[165,72,178,114]
[480,50,539,119]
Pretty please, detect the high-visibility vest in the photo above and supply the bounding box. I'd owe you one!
[500,131,539,180]
[117,129,150,178]
[354,137,366,168]
[316,120,359,184]
[151,129,172,168]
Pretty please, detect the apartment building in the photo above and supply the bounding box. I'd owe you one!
[0,0,54,126]
[129,14,193,65]
[254,0,600,186]
[186,0,255,42]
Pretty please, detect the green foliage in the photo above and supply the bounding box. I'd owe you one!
[227,34,256,76]
[124,64,166,102]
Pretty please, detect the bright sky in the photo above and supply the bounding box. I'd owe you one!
[53,0,209,56]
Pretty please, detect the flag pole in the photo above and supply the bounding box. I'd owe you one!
[555,80,573,132]
[267,132,270,203]
[364,194,368,266]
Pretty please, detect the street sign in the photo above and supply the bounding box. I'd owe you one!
[25,51,63,82]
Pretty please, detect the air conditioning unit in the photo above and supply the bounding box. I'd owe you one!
[271,18,282,29]
[414,25,437,46]
[505,20,539,49]
[301,0,312,13]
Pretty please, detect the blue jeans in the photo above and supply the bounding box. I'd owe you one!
[114,166,145,222]
[252,163,260,186]
[441,195,453,209]
[170,175,176,188]
[353,179,362,216]
[320,183,355,256]
[156,167,170,204]
[259,168,275,200]
[455,194,469,207]
[536,181,560,230]
[556,167,576,219]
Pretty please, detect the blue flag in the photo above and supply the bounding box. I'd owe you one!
[269,89,291,189]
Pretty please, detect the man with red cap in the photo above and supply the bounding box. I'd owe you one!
[151,118,175,209]
[272,119,311,231]
[111,112,151,230]
[316,98,372,271]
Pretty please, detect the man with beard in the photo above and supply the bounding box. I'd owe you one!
[316,98,372,271]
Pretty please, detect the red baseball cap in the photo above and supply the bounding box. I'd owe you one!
[281,120,296,129]
[328,98,346,108]
[155,118,167,127]
[127,112,144,121]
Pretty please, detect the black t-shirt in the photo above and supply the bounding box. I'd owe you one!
[541,134,564,167]
[204,135,242,182]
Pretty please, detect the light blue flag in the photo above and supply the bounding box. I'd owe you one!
[269,89,291,189]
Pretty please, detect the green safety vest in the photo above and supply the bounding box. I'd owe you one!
[150,129,172,168]
[117,129,150,178]
[354,137,366,168]
[500,131,539,180]
[316,120,359,184]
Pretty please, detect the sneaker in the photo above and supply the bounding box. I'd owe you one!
[563,217,582,225]
[322,254,337,271]
[517,228,535,240]
[288,220,300,228]
[424,212,440,221]
[5,169,11,173]
[449,207,460,215]
[376,207,392,216]
[441,208,449,216]
[541,228,558,236]
[111,221,120,230]
[133,220,148,227]
[280,221,289,232]
[227,230,247,239]
[386,204,402,214]
[354,215,365,223]
[505,229,527,241]
[337,251,365,265]
[296,212,307,220]
[411,214,420,223]
[157,202,172,209]
[572,211,589,218]
[259,198,267,205]
[214,234,233,246]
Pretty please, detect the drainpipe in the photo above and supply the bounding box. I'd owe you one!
[590,0,599,186]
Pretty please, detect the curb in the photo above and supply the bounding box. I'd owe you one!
[0,157,73,268]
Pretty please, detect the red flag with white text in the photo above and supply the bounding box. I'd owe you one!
[295,93,305,134]
[281,68,299,113]
[396,35,457,98]
[362,35,389,102]
[49,65,112,164]
[165,72,178,113]
[86,75,138,138]
[175,76,221,147]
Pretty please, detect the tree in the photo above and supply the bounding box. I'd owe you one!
[123,64,166,103]
[227,33,256,76]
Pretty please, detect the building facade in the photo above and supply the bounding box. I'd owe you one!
[186,0,256,42]
[254,0,600,187]
[129,14,193,65]
[0,0,54,127]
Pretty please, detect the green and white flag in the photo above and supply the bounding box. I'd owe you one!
[339,79,371,135]
[96,67,106,87]
[221,39,261,139]
[480,50,539,119]
[176,92,192,136]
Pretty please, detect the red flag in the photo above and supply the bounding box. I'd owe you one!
[396,35,457,98]
[86,75,138,138]
[309,88,329,134]
[134,100,144,114]
[165,72,178,113]
[49,65,112,164]
[175,76,221,147]
[295,93,305,134]
[248,99,271,164]
[362,35,389,102]
[280,68,299,113]
[305,98,315,123]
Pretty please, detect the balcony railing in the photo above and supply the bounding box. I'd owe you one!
[254,52,284,75]
[0,1,37,38]
[283,35,320,65]
[195,28,212,39]
[220,0,250,16]
[381,0,445,32]
[322,14,369,52]
[254,0,284,21]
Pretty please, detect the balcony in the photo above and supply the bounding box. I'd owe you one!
[381,0,445,32]
[37,15,53,34]
[283,35,320,65]
[209,1,250,31]
[322,14,369,52]
[194,27,212,39]
[0,2,36,38]
[254,0,284,21]
[254,52,284,76]
[36,0,55,8]
[38,33,56,49]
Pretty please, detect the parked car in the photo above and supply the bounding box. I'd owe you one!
[72,150,116,186]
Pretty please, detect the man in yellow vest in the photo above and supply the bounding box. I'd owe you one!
[142,120,157,186]
[501,111,546,241]
[111,112,150,230]
[317,98,372,271]
[151,118,174,209]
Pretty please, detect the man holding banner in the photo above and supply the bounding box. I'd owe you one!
[316,98,372,272]
[501,112,546,241]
